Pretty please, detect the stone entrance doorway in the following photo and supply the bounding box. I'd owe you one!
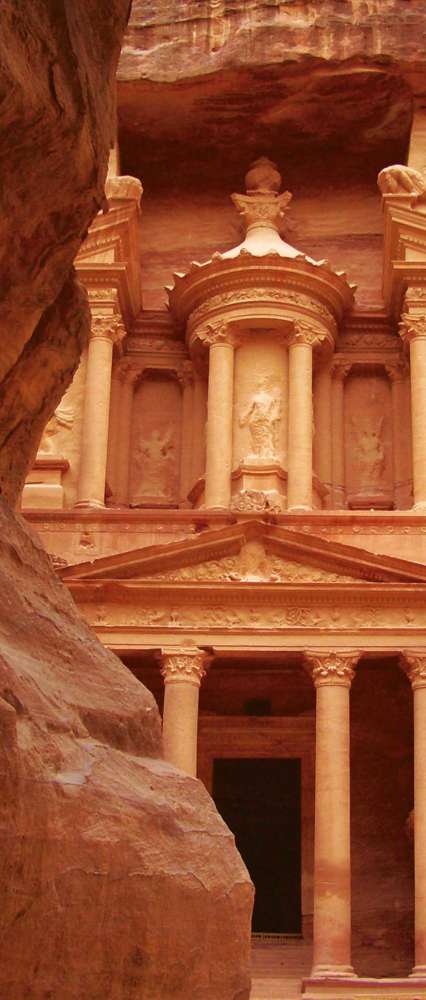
[213,757,302,934]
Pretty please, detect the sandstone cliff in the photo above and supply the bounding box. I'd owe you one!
[0,4,253,996]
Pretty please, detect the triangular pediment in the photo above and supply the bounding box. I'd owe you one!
[60,519,426,586]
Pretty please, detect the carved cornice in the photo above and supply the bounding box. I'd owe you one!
[400,650,426,689]
[160,647,210,686]
[305,649,360,688]
[90,315,125,344]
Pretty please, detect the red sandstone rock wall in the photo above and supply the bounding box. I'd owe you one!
[0,1,129,505]
[117,0,425,311]
[0,500,253,998]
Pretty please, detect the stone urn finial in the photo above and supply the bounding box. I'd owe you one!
[231,157,292,236]
[245,157,282,194]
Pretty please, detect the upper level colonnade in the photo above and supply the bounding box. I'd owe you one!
[22,159,426,517]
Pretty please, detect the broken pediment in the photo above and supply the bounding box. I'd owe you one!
[60,519,426,586]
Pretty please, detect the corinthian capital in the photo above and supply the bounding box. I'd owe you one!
[90,314,125,344]
[385,359,409,382]
[161,648,210,687]
[305,649,360,688]
[288,320,325,349]
[399,291,426,343]
[400,651,426,689]
[198,321,238,348]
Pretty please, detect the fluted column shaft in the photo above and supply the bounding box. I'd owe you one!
[76,315,123,509]
[331,366,348,510]
[402,652,426,975]
[305,650,359,978]
[179,361,194,505]
[287,328,314,511]
[314,362,332,505]
[114,364,140,506]
[161,648,210,776]
[400,309,426,509]
[205,331,235,509]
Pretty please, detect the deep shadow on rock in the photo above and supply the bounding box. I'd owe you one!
[0,1,129,504]
[0,500,253,998]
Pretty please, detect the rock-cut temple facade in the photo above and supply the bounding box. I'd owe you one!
[21,88,426,998]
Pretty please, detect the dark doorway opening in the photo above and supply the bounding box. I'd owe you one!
[213,757,301,934]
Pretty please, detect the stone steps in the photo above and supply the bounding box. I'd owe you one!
[251,939,312,999]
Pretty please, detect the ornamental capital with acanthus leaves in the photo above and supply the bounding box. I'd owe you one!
[400,650,426,689]
[197,321,241,348]
[160,647,211,687]
[90,313,126,344]
[304,649,361,688]
[288,320,327,349]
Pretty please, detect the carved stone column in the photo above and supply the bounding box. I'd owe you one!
[386,360,411,509]
[305,649,360,978]
[161,648,210,776]
[114,363,140,506]
[204,324,235,509]
[179,361,194,506]
[191,369,207,485]
[75,315,123,509]
[331,364,349,510]
[401,652,426,976]
[287,323,315,511]
[400,306,426,509]
[313,361,332,505]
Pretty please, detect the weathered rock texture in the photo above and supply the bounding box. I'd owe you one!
[117,0,426,309]
[0,500,252,999]
[0,1,129,505]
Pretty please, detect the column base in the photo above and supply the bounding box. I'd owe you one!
[302,975,426,999]
[73,500,106,510]
[310,965,355,978]
[410,964,426,976]
[412,502,426,512]
[287,504,313,513]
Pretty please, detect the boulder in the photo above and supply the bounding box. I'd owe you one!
[0,499,253,998]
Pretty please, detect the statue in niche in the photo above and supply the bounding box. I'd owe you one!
[38,407,73,456]
[134,428,176,498]
[351,417,386,486]
[239,379,281,461]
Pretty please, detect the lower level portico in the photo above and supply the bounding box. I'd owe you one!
[60,518,426,999]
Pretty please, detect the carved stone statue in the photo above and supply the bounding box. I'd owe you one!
[134,428,176,499]
[351,418,386,486]
[377,164,426,201]
[239,380,281,461]
[38,407,73,456]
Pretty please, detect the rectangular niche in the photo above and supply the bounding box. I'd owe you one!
[344,371,393,510]
[233,333,288,468]
[129,373,182,507]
